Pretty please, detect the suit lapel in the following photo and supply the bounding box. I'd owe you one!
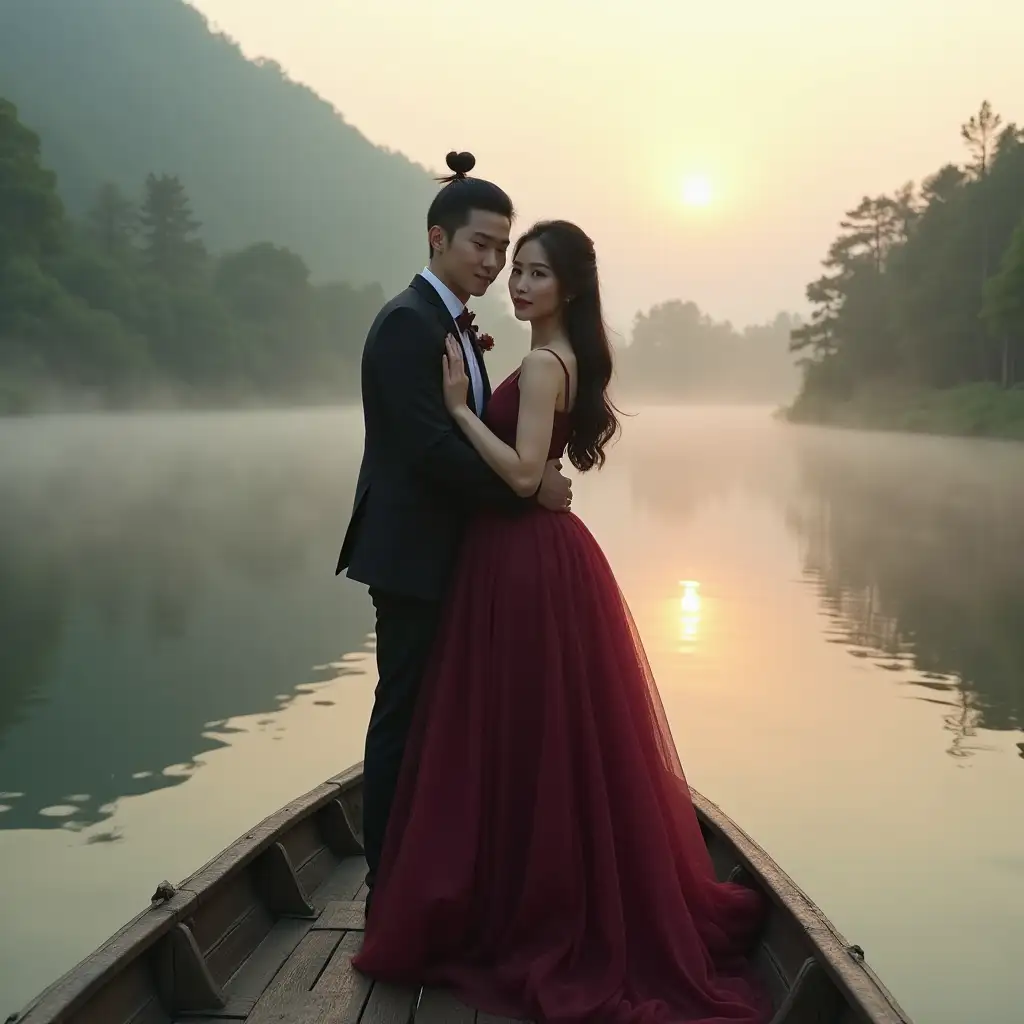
[410,275,487,416]
[410,274,461,340]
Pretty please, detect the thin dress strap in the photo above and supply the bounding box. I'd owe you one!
[537,348,572,411]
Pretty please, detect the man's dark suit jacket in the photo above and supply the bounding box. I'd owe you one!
[336,274,530,601]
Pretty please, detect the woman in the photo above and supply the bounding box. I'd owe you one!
[352,221,770,1024]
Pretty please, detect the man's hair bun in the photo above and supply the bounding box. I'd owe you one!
[446,151,475,176]
[437,151,476,183]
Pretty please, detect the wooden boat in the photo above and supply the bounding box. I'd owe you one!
[6,762,913,1024]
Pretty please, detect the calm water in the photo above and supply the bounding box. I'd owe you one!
[1,406,1022,1022]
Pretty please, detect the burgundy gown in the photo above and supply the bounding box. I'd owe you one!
[352,360,771,1024]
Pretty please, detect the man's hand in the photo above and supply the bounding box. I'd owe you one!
[536,459,572,512]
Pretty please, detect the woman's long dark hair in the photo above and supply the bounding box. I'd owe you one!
[513,220,620,472]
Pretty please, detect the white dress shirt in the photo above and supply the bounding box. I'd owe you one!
[419,266,485,414]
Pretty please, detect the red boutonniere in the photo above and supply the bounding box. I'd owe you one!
[455,308,495,352]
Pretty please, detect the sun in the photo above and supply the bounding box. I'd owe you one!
[680,174,713,208]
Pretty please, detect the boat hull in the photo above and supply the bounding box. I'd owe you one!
[6,763,912,1024]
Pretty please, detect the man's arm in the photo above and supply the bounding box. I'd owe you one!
[368,306,528,511]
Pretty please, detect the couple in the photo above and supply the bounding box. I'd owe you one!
[336,151,770,1023]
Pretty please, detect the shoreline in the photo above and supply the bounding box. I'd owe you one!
[782,382,1024,443]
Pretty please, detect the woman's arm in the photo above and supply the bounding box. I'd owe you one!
[443,337,563,498]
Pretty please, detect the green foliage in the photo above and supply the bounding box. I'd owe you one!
[0,0,530,410]
[787,382,1024,440]
[86,182,136,258]
[983,218,1024,340]
[789,101,1024,430]
[0,0,436,296]
[0,96,383,413]
[139,173,206,283]
[0,97,65,266]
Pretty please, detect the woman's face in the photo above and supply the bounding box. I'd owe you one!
[508,238,561,322]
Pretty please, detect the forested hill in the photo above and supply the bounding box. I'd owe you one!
[0,0,435,295]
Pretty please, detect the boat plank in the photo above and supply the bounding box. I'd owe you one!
[205,902,275,989]
[358,982,420,1024]
[311,856,367,910]
[172,858,366,1022]
[202,916,313,1019]
[245,930,343,1022]
[280,815,327,872]
[312,901,366,932]
[168,1009,248,1024]
[306,931,371,1022]
[297,846,341,899]
[188,873,262,960]
[413,989,475,1023]
[126,997,174,1024]
[242,931,369,1024]
[63,959,158,1024]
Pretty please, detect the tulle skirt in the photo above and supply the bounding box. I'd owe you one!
[352,508,770,1024]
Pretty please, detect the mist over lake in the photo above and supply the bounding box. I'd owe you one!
[1,406,1022,1023]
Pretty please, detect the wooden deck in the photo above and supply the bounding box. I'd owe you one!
[175,854,524,1024]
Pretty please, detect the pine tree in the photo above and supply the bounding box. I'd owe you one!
[139,173,205,283]
[87,182,137,259]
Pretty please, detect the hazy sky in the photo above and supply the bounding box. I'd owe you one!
[190,0,1022,335]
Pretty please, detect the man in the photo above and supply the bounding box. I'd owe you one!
[336,153,572,917]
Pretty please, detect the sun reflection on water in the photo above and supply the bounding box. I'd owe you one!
[678,579,702,648]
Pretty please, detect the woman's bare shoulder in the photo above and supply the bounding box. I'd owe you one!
[521,345,575,373]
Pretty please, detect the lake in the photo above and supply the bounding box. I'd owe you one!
[1,405,1022,1022]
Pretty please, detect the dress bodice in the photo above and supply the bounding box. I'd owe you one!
[482,364,571,462]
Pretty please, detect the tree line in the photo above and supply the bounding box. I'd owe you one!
[616,301,801,404]
[0,96,383,412]
[789,101,1024,422]
[2,85,803,415]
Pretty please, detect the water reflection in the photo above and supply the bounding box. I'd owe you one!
[1,407,1020,1024]
[618,409,1024,759]
[0,410,374,830]
[678,580,702,648]
[623,407,797,529]
[786,427,1024,758]
[3,406,1021,828]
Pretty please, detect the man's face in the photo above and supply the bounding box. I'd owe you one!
[431,209,511,299]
